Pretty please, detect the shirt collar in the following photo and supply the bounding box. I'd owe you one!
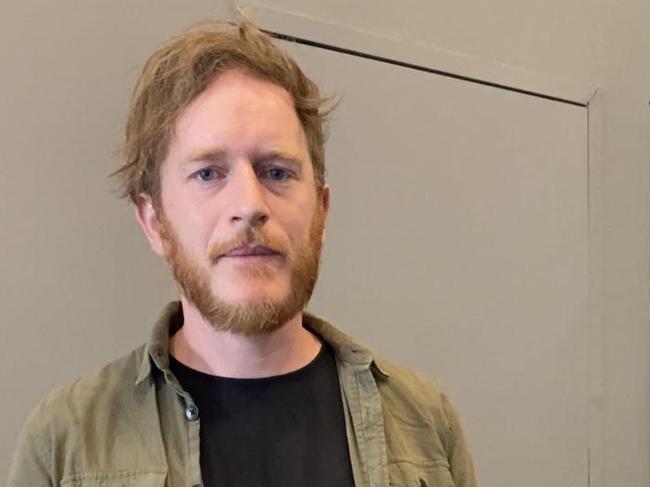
[302,311,389,378]
[135,301,183,386]
[135,301,389,386]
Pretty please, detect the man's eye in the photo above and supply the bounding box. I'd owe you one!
[264,167,290,181]
[196,168,219,182]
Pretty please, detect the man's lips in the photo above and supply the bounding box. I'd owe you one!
[221,245,281,258]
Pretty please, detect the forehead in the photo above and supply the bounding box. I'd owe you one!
[168,70,309,160]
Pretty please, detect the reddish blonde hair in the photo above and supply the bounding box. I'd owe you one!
[113,20,331,202]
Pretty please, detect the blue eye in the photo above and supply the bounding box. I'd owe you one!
[265,168,289,181]
[196,168,218,182]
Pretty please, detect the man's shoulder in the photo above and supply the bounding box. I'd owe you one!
[9,345,171,483]
[369,354,476,482]
[371,354,461,443]
[368,355,477,486]
[308,311,454,424]
[22,344,150,440]
[373,355,450,414]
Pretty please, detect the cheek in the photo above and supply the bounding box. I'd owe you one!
[166,213,213,259]
[158,171,224,257]
[284,210,318,248]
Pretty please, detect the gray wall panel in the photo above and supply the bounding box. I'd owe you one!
[286,42,588,486]
[2,4,589,486]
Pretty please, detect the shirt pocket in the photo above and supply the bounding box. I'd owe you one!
[388,460,455,487]
[60,470,167,487]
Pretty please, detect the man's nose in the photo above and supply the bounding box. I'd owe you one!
[226,164,269,229]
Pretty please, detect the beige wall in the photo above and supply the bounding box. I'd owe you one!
[2,1,648,486]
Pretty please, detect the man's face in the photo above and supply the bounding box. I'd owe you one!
[137,70,329,335]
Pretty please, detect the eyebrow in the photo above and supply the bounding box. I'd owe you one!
[182,148,304,171]
[184,148,228,165]
[253,150,304,169]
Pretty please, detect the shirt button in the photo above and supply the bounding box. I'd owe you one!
[185,404,199,421]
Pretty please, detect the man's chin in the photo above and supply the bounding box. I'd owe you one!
[197,297,301,336]
[212,285,289,307]
[217,299,281,311]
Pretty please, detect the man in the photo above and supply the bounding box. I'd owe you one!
[8,20,477,487]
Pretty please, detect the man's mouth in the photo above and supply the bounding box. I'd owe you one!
[222,245,281,258]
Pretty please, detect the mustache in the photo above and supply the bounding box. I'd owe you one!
[208,227,287,264]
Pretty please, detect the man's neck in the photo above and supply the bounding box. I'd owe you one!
[169,298,322,379]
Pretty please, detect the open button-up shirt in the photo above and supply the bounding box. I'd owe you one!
[8,302,477,487]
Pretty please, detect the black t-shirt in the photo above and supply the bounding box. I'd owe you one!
[169,343,355,487]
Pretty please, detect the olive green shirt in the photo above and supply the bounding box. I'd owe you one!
[8,302,477,487]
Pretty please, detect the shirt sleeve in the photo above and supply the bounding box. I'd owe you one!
[441,392,478,487]
[6,410,54,487]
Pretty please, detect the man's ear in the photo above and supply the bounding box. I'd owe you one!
[320,184,331,243]
[134,193,166,257]
[321,184,330,215]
